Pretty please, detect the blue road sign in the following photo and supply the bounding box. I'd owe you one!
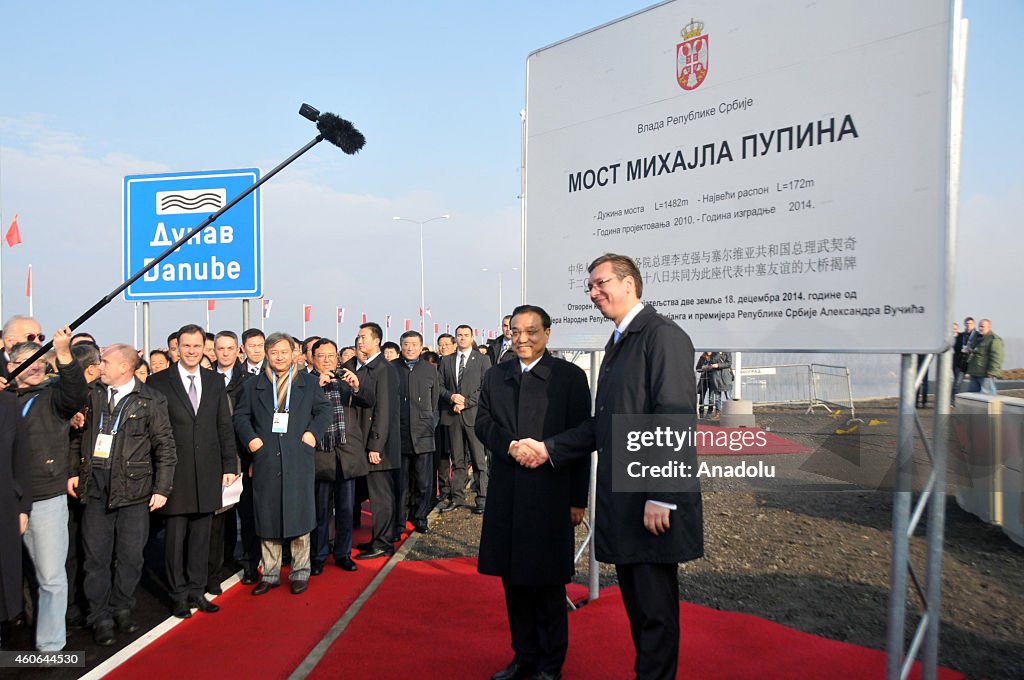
[123,168,262,301]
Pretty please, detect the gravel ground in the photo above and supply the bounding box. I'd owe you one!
[408,398,1024,680]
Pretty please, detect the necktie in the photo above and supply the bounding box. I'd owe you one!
[188,375,199,414]
[613,329,622,344]
[250,365,259,375]
[522,366,529,374]
[457,352,467,387]
[107,388,118,415]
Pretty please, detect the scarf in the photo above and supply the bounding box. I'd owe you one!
[318,374,347,451]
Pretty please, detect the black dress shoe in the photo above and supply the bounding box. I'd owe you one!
[491,662,534,680]
[335,557,358,571]
[389,534,404,543]
[113,609,139,633]
[251,581,279,596]
[189,596,220,613]
[354,548,392,560]
[472,504,485,515]
[439,500,459,513]
[290,580,308,595]
[355,541,372,551]
[241,569,259,585]
[207,583,223,596]
[171,602,192,619]
[94,622,116,646]
[413,522,429,533]
[310,562,324,576]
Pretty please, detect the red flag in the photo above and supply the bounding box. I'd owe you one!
[433,323,439,334]
[263,299,273,319]
[337,307,344,323]
[445,323,450,334]
[418,307,423,318]
[304,305,312,323]
[361,312,367,324]
[207,300,216,311]
[404,319,411,331]
[488,331,495,339]
[5,215,21,247]
[26,265,31,297]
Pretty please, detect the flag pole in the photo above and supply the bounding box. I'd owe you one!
[206,302,211,332]
[27,264,33,317]
[133,302,139,350]
[335,307,340,347]
[302,305,307,339]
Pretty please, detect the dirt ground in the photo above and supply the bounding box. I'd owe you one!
[408,397,1024,680]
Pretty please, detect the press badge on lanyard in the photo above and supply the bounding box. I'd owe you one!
[95,401,127,459]
[272,368,293,434]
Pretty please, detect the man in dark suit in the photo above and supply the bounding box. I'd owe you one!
[347,322,401,560]
[487,315,516,366]
[438,324,492,514]
[516,253,702,680]
[210,330,249,591]
[393,330,439,534]
[147,324,237,618]
[477,305,591,680]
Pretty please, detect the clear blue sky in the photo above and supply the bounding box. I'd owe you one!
[1,0,1020,354]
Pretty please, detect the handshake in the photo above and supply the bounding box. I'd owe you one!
[508,438,550,468]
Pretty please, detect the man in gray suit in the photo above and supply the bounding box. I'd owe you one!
[438,324,492,514]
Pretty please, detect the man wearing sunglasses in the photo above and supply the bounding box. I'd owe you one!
[1,315,44,382]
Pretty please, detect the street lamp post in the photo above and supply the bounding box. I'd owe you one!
[393,214,449,333]
[481,266,519,329]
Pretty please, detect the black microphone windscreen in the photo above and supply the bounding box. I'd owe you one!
[317,113,366,154]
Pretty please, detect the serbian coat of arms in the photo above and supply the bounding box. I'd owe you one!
[676,19,709,91]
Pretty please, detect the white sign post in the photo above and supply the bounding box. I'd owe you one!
[525,0,958,353]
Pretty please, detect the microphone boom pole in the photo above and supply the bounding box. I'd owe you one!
[7,104,364,384]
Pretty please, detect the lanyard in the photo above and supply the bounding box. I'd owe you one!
[21,395,37,417]
[100,397,130,435]
[275,368,293,414]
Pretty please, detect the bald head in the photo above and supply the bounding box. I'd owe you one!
[100,344,139,387]
[3,315,42,354]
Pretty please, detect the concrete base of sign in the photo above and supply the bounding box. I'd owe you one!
[720,399,755,428]
[999,396,1024,548]
[953,393,1002,525]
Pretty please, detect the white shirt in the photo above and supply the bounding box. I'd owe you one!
[519,356,543,374]
[178,362,203,405]
[106,378,136,409]
[245,360,263,375]
[614,302,646,339]
[358,351,381,370]
[217,364,234,386]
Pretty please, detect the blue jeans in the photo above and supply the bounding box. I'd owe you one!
[23,495,69,651]
[968,376,997,395]
[313,477,355,564]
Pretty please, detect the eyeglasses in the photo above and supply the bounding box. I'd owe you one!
[313,353,338,360]
[25,333,46,342]
[584,276,618,293]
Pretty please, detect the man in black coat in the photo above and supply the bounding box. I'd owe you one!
[347,322,401,560]
[0,389,31,640]
[309,338,370,573]
[476,305,591,680]
[516,253,702,680]
[393,330,440,534]
[147,325,236,617]
[438,324,492,513]
[486,315,516,366]
[69,344,177,646]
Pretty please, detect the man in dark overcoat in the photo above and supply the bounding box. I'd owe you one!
[0,390,31,639]
[232,333,330,595]
[147,324,236,616]
[346,322,401,560]
[476,305,591,680]
[515,253,702,680]
[393,330,440,534]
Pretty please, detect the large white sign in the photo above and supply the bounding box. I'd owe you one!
[525,0,958,352]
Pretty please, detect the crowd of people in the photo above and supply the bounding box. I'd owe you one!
[0,262,1007,679]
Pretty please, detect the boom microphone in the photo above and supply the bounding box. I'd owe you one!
[6,104,366,384]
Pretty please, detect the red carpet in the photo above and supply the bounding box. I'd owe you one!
[309,557,963,680]
[696,425,808,456]
[105,519,386,680]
